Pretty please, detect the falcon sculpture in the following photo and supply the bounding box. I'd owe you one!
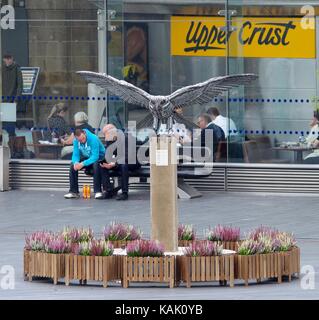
[77,71,257,135]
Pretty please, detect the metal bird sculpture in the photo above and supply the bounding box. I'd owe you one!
[77,71,258,135]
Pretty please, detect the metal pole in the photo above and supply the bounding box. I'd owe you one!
[0,0,10,191]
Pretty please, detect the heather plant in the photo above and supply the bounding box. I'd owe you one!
[62,227,94,243]
[44,235,72,254]
[206,225,240,242]
[126,240,164,257]
[73,240,114,256]
[184,241,223,257]
[178,224,196,241]
[239,227,297,255]
[25,231,54,251]
[275,232,296,251]
[89,240,114,256]
[248,225,278,241]
[103,222,142,241]
[238,239,265,255]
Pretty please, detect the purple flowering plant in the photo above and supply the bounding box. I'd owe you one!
[206,225,241,242]
[126,240,164,257]
[103,222,142,241]
[178,224,196,241]
[184,241,223,257]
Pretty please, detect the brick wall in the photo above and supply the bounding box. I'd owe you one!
[26,0,98,126]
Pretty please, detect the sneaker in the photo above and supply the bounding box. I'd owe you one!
[116,193,128,201]
[64,192,80,199]
[95,192,104,200]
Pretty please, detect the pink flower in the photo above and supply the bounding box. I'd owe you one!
[126,240,164,257]
[184,241,223,257]
[207,225,240,242]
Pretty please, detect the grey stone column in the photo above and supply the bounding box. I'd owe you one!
[150,136,178,252]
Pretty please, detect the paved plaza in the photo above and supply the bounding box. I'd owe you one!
[0,190,318,300]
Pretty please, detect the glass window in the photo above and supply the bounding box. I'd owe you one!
[1,0,318,165]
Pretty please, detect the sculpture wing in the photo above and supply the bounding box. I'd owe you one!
[136,113,154,129]
[168,74,258,109]
[173,113,199,130]
[77,71,151,108]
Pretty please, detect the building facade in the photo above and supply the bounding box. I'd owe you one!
[2,0,319,191]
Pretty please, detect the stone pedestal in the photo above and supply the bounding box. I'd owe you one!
[0,146,10,191]
[150,136,178,252]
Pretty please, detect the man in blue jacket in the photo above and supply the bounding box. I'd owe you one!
[64,128,105,199]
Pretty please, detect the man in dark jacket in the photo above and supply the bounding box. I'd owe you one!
[100,124,141,200]
[1,54,23,136]
[197,113,226,158]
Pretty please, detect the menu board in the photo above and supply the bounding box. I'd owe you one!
[20,67,40,95]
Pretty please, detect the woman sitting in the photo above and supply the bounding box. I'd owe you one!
[47,103,71,141]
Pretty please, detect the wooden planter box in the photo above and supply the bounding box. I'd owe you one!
[25,250,65,284]
[176,255,235,288]
[64,254,122,287]
[122,256,175,288]
[178,240,241,252]
[235,252,291,286]
[235,248,300,286]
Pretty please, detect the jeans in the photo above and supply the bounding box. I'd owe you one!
[69,161,102,194]
[100,164,140,194]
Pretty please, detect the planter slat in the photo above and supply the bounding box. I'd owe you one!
[102,257,107,288]
[196,257,200,281]
[164,258,169,282]
[225,256,229,282]
[149,258,153,281]
[205,257,210,281]
[191,257,196,282]
[200,257,205,282]
[229,256,234,287]
[133,257,138,280]
[215,256,220,281]
[160,257,164,281]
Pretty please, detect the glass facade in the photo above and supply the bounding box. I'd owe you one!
[0,0,318,165]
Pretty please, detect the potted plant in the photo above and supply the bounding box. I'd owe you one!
[178,224,196,247]
[64,239,119,287]
[61,226,94,243]
[24,231,71,284]
[236,226,298,285]
[103,222,142,248]
[176,241,235,288]
[123,240,175,288]
[206,225,241,251]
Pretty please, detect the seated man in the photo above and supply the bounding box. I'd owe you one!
[100,124,141,200]
[64,128,105,199]
[196,113,226,159]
